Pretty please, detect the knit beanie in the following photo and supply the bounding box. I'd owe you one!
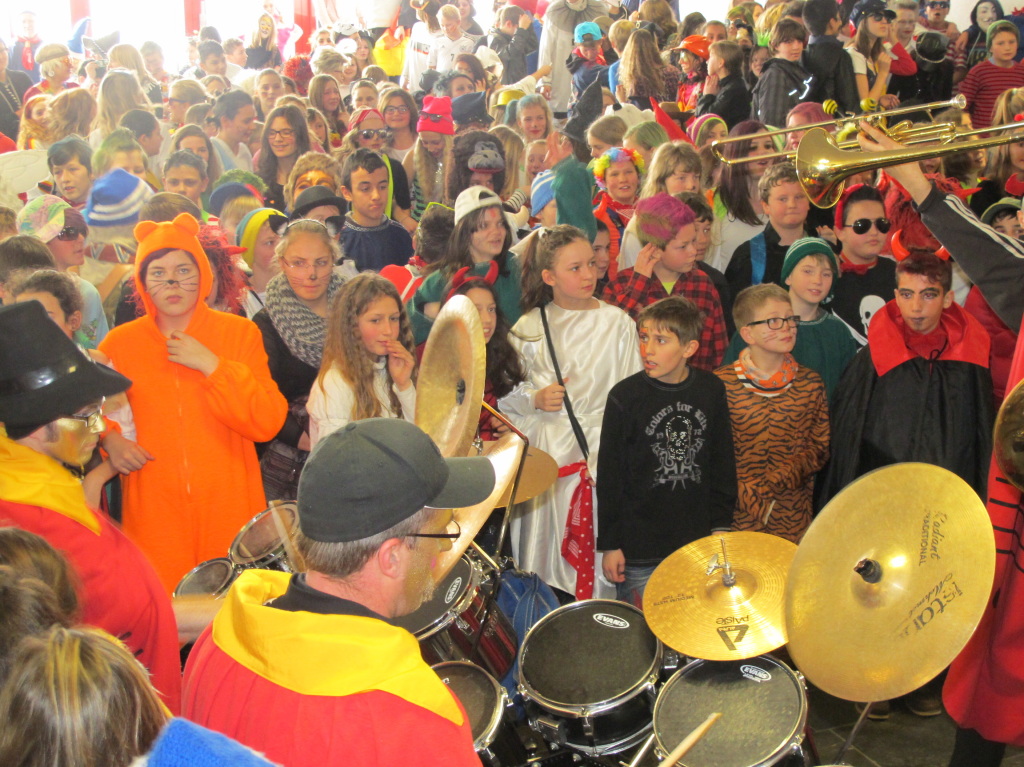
[144,718,277,767]
[236,208,280,267]
[84,168,154,228]
[687,113,726,146]
[531,170,555,215]
[417,95,455,135]
[987,19,1018,49]
[780,237,840,299]
[552,157,597,241]
[16,195,76,242]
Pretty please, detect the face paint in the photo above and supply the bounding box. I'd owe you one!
[49,404,105,468]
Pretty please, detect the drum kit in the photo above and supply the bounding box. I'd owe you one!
[172,295,1000,767]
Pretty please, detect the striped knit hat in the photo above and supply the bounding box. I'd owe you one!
[84,169,154,229]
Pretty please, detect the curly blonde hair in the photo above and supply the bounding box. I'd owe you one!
[318,273,416,421]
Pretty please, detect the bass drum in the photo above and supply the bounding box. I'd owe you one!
[433,661,528,767]
[229,502,298,572]
[395,555,517,680]
[518,599,662,755]
[173,558,237,599]
[653,655,808,766]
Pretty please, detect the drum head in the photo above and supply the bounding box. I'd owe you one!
[433,661,504,748]
[394,556,475,638]
[229,503,297,566]
[520,600,659,707]
[173,558,237,598]
[654,656,807,767]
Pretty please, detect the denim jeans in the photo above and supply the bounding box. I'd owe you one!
[615,562,660,608]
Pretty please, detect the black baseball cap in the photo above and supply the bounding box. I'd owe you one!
[297,419,496,543]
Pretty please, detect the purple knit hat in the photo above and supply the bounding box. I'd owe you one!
[687,113,726,146]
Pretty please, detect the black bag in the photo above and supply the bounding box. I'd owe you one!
[259,398,310,502]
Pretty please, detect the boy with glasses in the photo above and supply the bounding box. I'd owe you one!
[830,184,896,345]
[714,284,829,542]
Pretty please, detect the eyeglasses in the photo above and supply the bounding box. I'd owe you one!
[747,315,801,330]
[358,128,389,141]
[407,517,462,547]
[56,226,86,241]
[845,217,892,235]
[60,402,105,430]
[383,105,410,115]
[281,258,333,274]
[268,128,296,139]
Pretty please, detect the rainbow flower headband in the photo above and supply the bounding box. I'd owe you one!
[593,147,646,190]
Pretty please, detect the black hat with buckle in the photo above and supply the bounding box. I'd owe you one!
[0,302,131,438]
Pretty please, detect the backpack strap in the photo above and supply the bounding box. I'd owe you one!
[750,232,768,286]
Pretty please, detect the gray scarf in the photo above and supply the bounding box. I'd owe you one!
[265,271,344,369]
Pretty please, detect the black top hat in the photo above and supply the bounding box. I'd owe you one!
[0,302,131,432]
[561,78,603,145]
[915,32,948,72]
[290,185,348,219]
[452,92,493,125]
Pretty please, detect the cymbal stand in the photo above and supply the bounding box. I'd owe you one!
[706,535,737,587]
[481,401,530,563]
[834,702,874,764]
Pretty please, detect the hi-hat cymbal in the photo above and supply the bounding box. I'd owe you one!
[432,432,526,581]
[482,443,558,505]
[994,377,1024,491]
[785,463,994,703]
[644,532,797,661]
[415,294,487,458]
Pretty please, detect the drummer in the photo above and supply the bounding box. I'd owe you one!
[0,301,181,713]
[181,418,496,767]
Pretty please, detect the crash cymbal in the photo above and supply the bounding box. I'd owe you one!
[644,532,797,661]
[482,443,558,505]
[415,294,486,458]
[785,463,995,703]
[433,432,526,581]
[994,377,1024,491]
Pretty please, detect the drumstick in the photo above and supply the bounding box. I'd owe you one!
[661,712,722,767]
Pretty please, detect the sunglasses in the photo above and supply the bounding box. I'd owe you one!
[358,128,389,140]
[846,217,892,235]
[927,1,950,7]
[56,226,86,241]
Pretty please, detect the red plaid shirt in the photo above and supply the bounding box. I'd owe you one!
[601,268,727,371]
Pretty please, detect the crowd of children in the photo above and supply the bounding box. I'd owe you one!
[1,0,1024,763]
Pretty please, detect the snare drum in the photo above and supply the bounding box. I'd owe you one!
[518,599,662,755]
[229,502,298,572]
[653,655,808,766]
[173,558,237,598]
[433,661,528,767]
[395,555,517,681]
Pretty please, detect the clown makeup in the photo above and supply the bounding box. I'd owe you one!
[294,169,337,198]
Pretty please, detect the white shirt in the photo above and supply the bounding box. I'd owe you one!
[212,135,254,173]
[308,361,417,447]
[427,33,477,74]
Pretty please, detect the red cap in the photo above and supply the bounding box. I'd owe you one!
[417,96,455,136]
[674,35,711,60]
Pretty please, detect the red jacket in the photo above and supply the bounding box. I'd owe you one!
[182,570,480,767]
[0,437,181,713]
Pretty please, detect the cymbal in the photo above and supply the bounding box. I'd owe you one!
[785,463,994,703]
[483,443,558,505]
[433,432,526,581]
[994,377,1024,491]
[644,532,797,661]
[415,294,486,458]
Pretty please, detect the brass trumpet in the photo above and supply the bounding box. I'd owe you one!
[796,119,1024,208]
[715,120,961,166]
[709,94,967,161]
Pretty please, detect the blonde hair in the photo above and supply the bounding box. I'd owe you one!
[220,194,262,227]
[93,71,152,141]
[308,74,346,139]
[318,273,416,421]
[439,4,461,25]
[641,141,702,197]
[406,131,454,206]
[17,95,51,150]
[489,124,525,198]
[107,44,158,92]
[45,89,97,145]
[587,114,628,147]
[520,224,591,312]
[284,151,343,208]
[733,283,791,328]
[251,12,278,51]
[169,79,209,107]
[0,626,168,767]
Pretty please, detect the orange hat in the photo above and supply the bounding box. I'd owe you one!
[133,213,213,317]
[674,35,710,60]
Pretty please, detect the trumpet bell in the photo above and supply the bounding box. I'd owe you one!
[995,377,1024,491]
[415,294,487,458]
[795,127,851,208]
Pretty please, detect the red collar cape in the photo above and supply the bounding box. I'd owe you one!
[211,570,465,726]
[867,299,991,377]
